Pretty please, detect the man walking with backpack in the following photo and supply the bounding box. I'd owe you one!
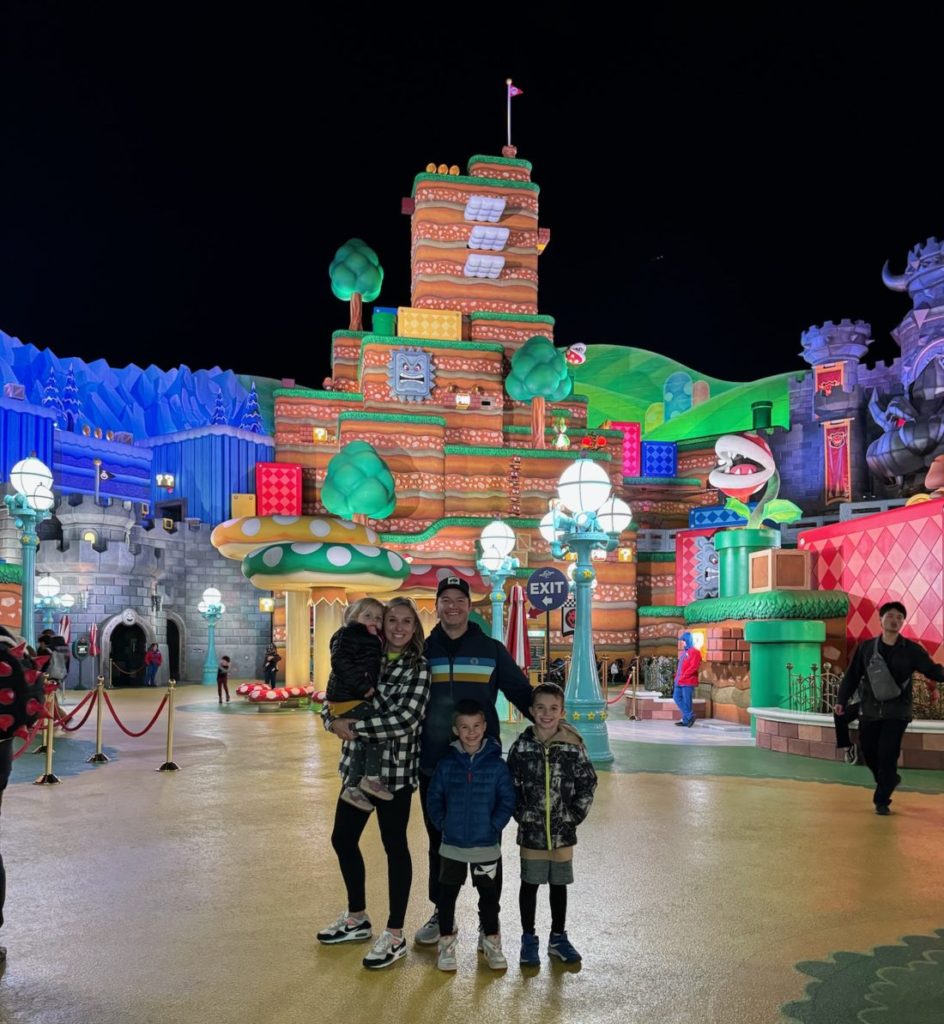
[834,600,944,815]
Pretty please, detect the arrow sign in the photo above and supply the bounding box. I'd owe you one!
[526,567,570,612]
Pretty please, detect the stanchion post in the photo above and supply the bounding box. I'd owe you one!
[87,676,110,763]
[35,692,61,785]
[158,678,180,772]
[627,657,640,721]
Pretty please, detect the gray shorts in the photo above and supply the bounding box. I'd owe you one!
[520,857,574,886]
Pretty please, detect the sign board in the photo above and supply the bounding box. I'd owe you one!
[526,568,570,612]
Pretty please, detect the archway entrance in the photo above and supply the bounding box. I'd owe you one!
[167,619,181,680]
[110,623,147,686]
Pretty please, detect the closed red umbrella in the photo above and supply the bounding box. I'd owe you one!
[501,585,531,723]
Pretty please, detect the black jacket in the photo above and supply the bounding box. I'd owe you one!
[324,622,383,702]
[506,723,597,850]
[421,622,533,776]
[837,634,944,722]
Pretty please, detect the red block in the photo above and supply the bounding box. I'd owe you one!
[757,731,772,748]
[770,736,789,752]
[256,462,303,516]
[787,739,811,757]
[718,639,737,651]
[779,723,799,738]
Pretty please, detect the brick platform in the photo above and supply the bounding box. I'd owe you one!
[627,691,708,721]
[750,708,944,769]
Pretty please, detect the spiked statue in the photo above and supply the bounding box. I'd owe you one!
[867,237,944,491]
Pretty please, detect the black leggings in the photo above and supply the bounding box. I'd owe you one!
[519,881,567,935]
[330,784,413,930]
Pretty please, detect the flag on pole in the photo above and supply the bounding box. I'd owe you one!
[58,614,71,645]
[505,79,524,148]
[89,623,99,656]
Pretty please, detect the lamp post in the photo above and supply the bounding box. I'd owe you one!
[477,520,519,642]
[477,520,519,722]
[198,586,225,685]
[35,575,75,631]
[4,456,55,648]
[543,459,632,764]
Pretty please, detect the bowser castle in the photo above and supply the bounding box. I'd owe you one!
[2,138,944,749]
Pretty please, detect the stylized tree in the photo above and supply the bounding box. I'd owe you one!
[329,238,383,331]
[62,364,81,431]
[210,388,227,425]
[41,371,65,426]
[322,441,396,521]
[239,382,264,434]
[504,336,573,449]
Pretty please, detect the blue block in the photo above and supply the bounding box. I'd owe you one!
[641,441,677,478]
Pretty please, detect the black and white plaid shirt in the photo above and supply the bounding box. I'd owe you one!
[321,652,430,792]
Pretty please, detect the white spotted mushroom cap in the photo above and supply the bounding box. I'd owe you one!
[241,540,410,593]
[210,515,379,560]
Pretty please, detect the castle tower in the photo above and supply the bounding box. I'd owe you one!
[797,319,874,508]
[407,156,553,355]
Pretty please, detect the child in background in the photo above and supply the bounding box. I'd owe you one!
[217,655,231,704]
[324,598,389,812]
[506,682,597,966]
[426,699,516,972]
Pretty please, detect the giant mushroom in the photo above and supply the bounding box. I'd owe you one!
[210,515,409,686]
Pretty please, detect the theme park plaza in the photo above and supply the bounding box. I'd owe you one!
[4,685,944,1024]
[2,147,944,1022]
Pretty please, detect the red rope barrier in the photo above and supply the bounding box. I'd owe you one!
[102,691,168,737]
[11,721,46,761]
[54,690,98,732]
[606,678,636,705]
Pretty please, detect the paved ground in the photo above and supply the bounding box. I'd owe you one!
[1,686,942,1024]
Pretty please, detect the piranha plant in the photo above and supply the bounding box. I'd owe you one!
[707,433,803,529]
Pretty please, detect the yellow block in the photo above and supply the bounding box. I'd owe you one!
[231,493,257,518]
[397,306,462,342]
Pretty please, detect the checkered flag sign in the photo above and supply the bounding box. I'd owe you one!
[561,596,576,637]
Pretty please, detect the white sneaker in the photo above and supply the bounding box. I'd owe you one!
[414,910,440,945]
[316,910,372,944]
[479,931,507,970]
[437,934,458,972]
[362,929,407,970]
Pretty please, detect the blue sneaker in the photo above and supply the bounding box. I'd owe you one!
[548,931,581,963]
[520,932,540,966]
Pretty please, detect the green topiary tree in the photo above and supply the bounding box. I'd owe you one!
[328,238,384,331]
[504,336,573,449]
[322,441,396,521]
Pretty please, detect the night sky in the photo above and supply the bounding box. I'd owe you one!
[2,8,938,388]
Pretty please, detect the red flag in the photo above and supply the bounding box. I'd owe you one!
[508,83,523,98]
[58,614,71,645]
[88,623,99,657]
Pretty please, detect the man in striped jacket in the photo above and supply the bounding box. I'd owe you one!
[413,575,533,946]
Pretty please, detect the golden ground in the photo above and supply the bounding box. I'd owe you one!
[2,688,942,1024]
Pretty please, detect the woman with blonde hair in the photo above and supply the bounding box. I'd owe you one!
[319,597,431,970]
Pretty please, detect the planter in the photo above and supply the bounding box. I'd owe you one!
[714,528,781,598]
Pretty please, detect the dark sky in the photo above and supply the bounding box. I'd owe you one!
[2,7,938,388]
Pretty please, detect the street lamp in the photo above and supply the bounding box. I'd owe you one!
[4,456,55,647]
[477,520,520,722]
[545,458,632,763]
[198,586,225,685]
[34,575,75,630]
[477,520,518,641]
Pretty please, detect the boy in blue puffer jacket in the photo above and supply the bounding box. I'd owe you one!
[426,699,516,973]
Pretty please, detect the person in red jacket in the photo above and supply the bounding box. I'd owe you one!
[144,644,162,687]
[673,631,701,728]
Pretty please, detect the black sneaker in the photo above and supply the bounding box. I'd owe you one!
[875,804,891,816]
[317,911,372,944]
